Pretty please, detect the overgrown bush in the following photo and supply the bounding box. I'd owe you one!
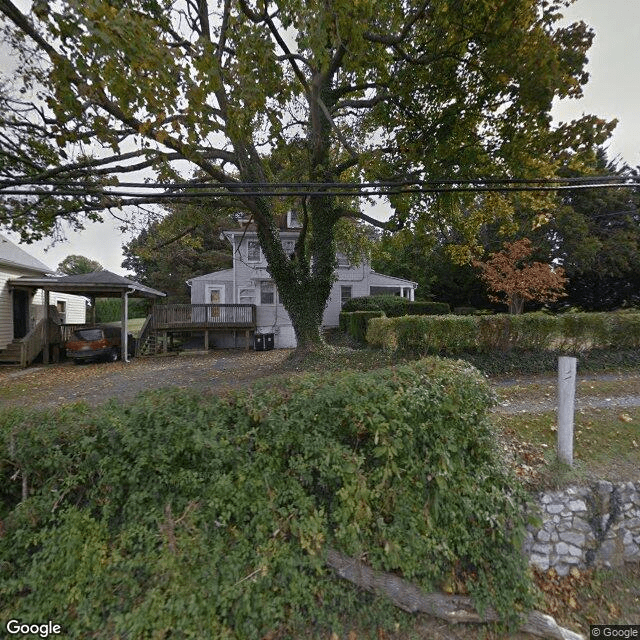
[367,311,640,356]
[0,360,535,637]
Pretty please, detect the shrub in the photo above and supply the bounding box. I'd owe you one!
[339,310,385,342]
[0,360,534,636]
[453,306,477,315]
[341,294,410,317]
[367,311,640,356]
[406,301,450,315]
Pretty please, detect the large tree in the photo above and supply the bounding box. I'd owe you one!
[57,254,103,275]
[122,203,235,302]
[0,0,613,349]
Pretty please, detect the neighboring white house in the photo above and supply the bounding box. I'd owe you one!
[0,234,86,351]
[188,221,417,348]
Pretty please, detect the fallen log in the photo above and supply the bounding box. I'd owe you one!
[326,549,584,640]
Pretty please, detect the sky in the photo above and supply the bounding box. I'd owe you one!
[3,0,640,276]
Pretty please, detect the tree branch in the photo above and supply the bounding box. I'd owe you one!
[363,0,430,46]
[326,549,585,640]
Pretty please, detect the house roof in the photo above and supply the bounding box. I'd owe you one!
[8,269,166,299]
[187,268,235,284]
[368,270,418,287]
[0,234,53,274]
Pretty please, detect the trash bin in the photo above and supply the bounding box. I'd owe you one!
[254,333,274,351]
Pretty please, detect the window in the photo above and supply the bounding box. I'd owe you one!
[336,253,350,268]
[340,286,352,306]
[239,288,255,304]
[287,210,303,228]
[56,300,66,323]
[260,281,275,304]
[247,240,261,262]
[283,240,295,258]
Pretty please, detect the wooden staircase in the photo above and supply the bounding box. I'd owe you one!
[0,339,24,366]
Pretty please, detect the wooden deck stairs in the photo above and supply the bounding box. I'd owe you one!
[137,303,258,355]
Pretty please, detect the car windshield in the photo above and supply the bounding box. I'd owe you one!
[72,329,104,341]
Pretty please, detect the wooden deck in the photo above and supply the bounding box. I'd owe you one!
[152,303,257,330]
[148,303,257,352]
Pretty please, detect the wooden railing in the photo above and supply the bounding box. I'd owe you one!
[152,304,257,328]
[19,318,46,367]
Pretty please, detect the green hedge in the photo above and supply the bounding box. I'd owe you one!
[367,311,640,355]
[341,295,450,318]
[0,360,534,637]
[339,310,385,342]
[341,294,409,317]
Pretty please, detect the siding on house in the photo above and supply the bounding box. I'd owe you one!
[189,229,417,348]
[32,290,87,324]
[0,265,26,350]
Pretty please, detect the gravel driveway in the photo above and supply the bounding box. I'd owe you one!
[0,349,292,408]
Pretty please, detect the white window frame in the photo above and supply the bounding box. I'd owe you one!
[260,281,276,305]
[247,240,261,262]
[336,253,350,268]
[340,285,352,307]
[239,288,255,304]
[287,210,303,228]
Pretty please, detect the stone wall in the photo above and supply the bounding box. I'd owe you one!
[525,481,640,576]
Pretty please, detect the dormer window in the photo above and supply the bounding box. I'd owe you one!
[247,240,261,262]
[336,253,350,268]
[287,210,303,228]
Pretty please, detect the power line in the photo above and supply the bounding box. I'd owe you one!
[1,183,639,200]
[0,175,635,190]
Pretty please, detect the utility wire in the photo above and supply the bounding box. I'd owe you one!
[0,183,639,199]
[0,175,638,191]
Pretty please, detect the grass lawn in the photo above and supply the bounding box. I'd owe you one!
[101,316,148,337]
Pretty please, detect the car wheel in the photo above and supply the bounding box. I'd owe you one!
[109,348,119,362]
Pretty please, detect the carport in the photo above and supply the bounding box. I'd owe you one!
[9,270,165,364]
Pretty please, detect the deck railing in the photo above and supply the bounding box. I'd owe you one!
[19,318,45,367]
[19,318,59,367]
[152,304,257,328]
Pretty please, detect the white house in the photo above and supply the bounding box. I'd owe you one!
[0,234,86,352]
[188,221,417,348]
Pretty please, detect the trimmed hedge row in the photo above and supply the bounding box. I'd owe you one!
[367,311,640,355]
[0,359,534,636]
[341,295,450,317]
[339,310,384,342]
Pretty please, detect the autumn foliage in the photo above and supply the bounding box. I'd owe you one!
[474,238,567,314]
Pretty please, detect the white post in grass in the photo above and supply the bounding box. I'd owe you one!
[557,356,577,466]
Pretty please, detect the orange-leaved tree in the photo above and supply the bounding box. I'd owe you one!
[474,238,567,314]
